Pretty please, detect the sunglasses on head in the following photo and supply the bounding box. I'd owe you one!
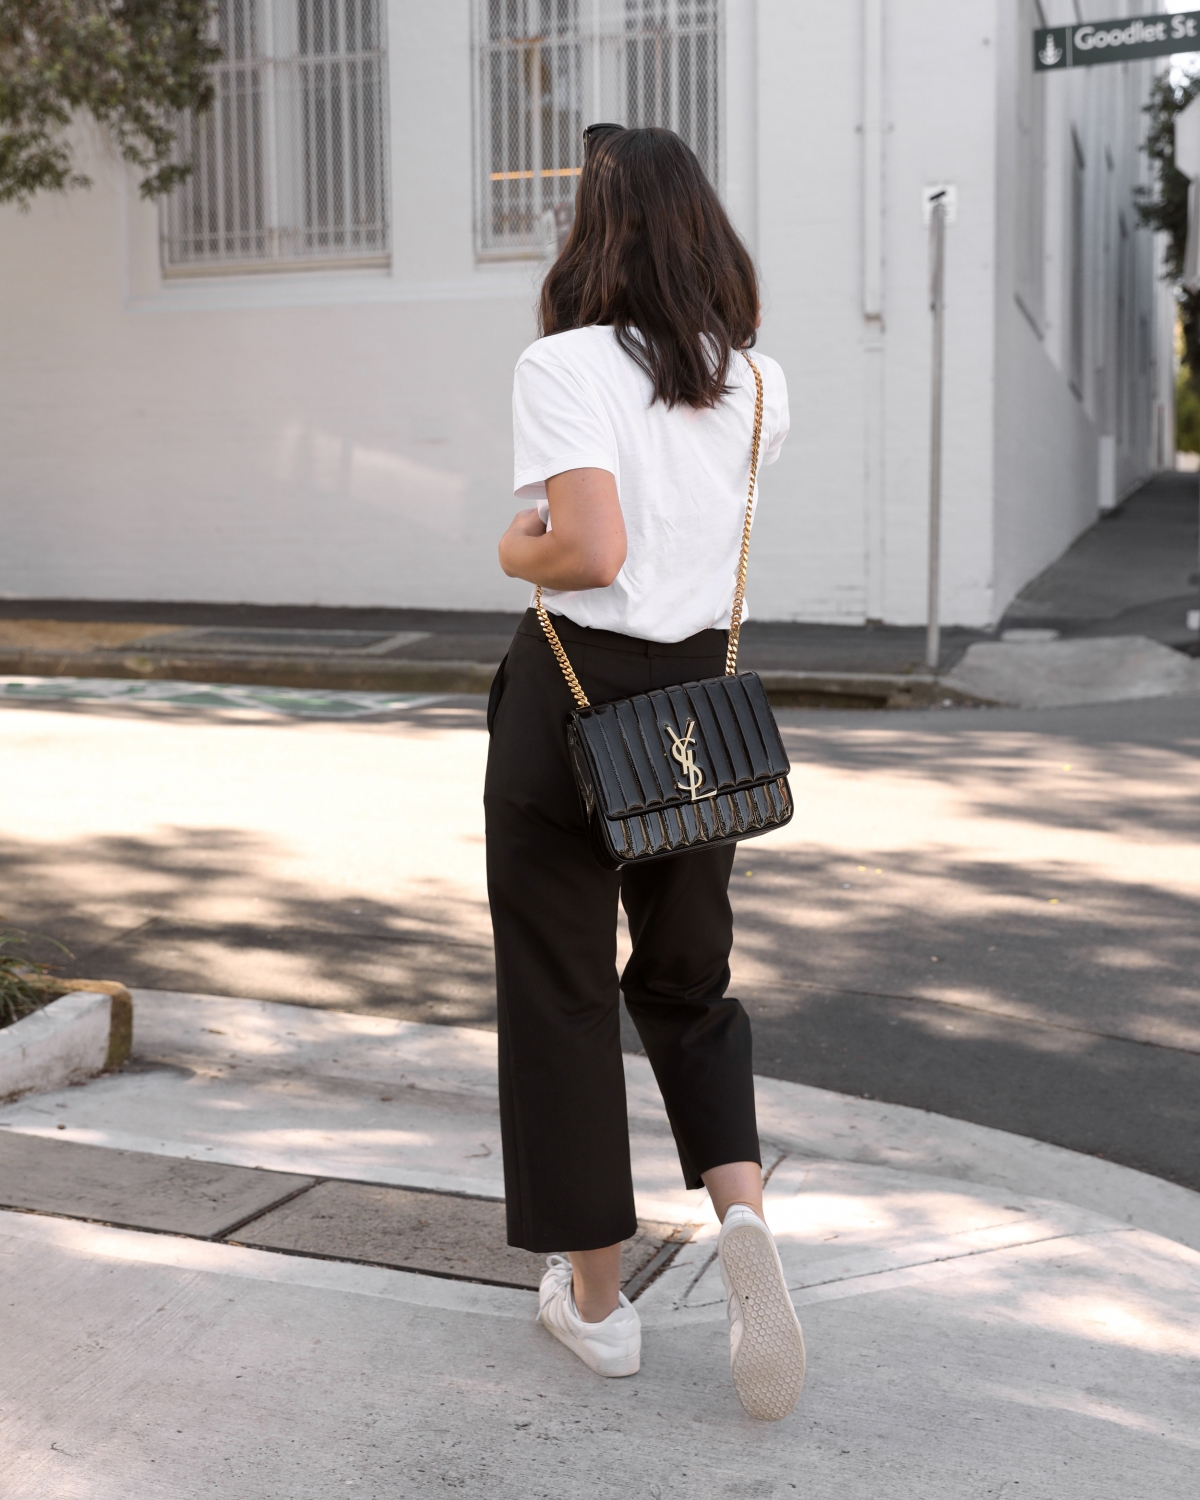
[583,122,623,151]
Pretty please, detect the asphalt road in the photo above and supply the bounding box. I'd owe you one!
[2,689,1197,1192]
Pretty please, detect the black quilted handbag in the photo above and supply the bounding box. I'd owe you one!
[535,354,793,870]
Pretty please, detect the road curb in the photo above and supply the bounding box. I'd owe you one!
[0,651,993,710]
[943,635,1200,709]
[27,979,134,1072]
[757,670,989,709]
[0,985,131,1101]
[0,649,500,696]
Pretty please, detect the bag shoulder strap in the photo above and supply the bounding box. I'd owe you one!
[536,350,765,710]
[724,352,765,675]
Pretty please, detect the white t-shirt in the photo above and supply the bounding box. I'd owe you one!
[512,324,789,643]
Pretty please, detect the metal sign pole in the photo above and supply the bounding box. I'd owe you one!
[926,193,948,673]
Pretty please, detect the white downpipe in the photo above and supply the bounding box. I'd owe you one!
[862,0,886,621]
[722,0,758,253]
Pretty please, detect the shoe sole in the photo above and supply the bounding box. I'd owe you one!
[720,1223,806,1421]
[538,1309,641,1378]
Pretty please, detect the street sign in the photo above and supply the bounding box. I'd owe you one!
[1035,12,1200,70]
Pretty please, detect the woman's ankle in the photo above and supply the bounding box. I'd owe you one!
[572,1275,620,1323]
[567,1242,624,1322]
[701,1160,766,1223]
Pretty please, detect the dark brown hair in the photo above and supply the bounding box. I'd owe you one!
[539,127,759,409]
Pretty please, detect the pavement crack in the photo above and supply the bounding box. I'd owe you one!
[213,1179,324,1241]
[787,1224,1133,1294]
[679,1247,719,1306]
[58,913,162,968]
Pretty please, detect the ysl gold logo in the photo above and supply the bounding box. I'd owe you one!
[664,719,715,802]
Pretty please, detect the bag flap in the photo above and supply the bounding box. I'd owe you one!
[570,672,790,821]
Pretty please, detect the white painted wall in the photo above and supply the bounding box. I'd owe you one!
[1,3,542,612]
[992,1,1169,614]
[751,1,868,624]
[0,0,1169,624]
[876,0,999,627]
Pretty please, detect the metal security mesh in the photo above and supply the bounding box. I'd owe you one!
[473,0,720,258]
[620,0,718,168]
[162,0,390,272]
[474,1,583,258]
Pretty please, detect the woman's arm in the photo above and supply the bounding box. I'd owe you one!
[498,467,627,590]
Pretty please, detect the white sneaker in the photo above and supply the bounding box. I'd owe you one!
[717,1205,806,1420]
[537,1256,641,1377]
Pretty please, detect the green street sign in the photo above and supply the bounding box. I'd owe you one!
[1035,11,1200,70]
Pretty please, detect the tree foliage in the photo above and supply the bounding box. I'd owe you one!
[1135,69,1200,376]
[0,0,218,207]
[1176,364,1200,452]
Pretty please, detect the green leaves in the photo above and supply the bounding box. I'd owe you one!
[0,0,220,206]
[0,926,71,1029]
[1134,69,1200,379]
[1134,71,1199,280]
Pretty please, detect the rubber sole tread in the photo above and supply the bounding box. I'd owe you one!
[721,1223,807,1421]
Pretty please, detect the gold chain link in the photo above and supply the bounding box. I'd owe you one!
[536,351,765,703]
[725,353,764,676]
[535,586,591,707]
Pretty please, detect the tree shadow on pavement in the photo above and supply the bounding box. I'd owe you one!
[729,846,1200,1049]
[4,693,1198,1194]
[0,826,497,1028]
[724,699,1200,1192]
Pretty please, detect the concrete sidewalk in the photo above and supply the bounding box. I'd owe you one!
[2,989,1198,1497]
[1000,470,1199,651]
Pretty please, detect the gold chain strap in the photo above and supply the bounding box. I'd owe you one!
[536,351,765,704]
[725,353,764,676]
[535,584,591,708]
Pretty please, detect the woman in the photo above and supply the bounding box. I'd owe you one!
[485,125,805,1422]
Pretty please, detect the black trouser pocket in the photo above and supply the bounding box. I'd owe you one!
[486,653,508,735]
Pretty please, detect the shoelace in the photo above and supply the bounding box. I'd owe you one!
[541,1255,575,1310]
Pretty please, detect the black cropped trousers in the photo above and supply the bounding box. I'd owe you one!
[484,610,760,1253]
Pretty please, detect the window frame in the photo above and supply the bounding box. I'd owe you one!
[470,0,722,263]
[160,0,393,279]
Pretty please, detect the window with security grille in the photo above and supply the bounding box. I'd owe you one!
[162,0,390,273]
[473,0,720,259]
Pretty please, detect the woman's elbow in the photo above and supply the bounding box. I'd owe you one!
[588,562,624,589]
[580,546,626,589]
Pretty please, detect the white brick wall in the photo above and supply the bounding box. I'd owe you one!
[0,0,1169,625]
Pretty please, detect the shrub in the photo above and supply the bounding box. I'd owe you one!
[0,927,70,1030]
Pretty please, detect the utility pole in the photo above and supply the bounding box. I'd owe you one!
[926,190,948,673]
